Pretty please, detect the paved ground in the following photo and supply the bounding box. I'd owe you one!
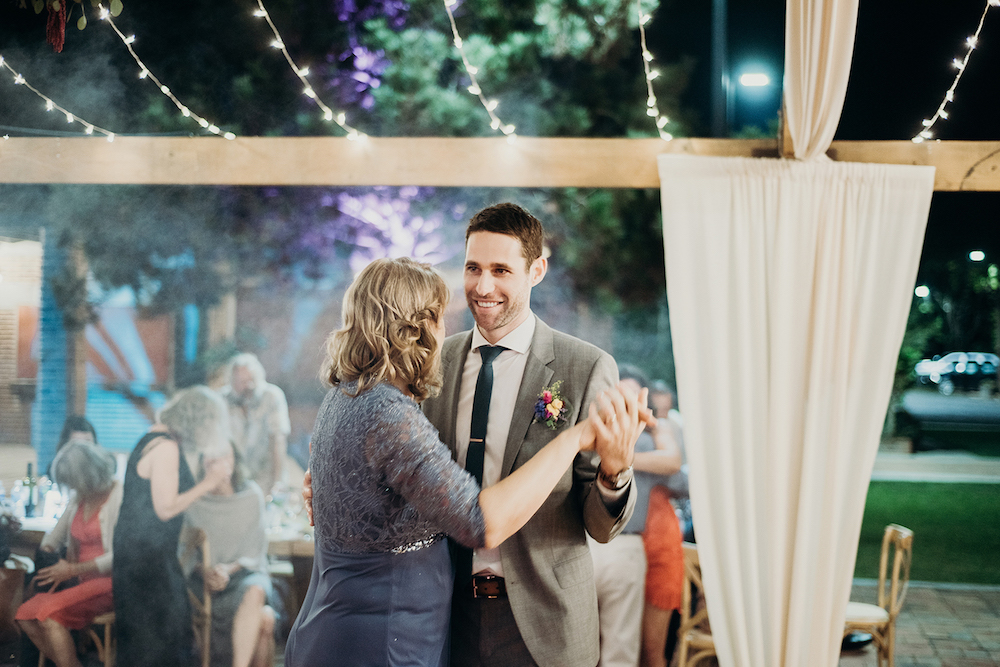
[840,582,1000,667]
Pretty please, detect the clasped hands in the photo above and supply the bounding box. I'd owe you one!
[583,382,657,477]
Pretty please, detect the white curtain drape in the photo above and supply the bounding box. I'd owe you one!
[659,155,934,666]
[784,0,860,159]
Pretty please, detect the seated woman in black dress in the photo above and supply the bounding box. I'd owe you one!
[112,386,233,667]
[285,257,644,667]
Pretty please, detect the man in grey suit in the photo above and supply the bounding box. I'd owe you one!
[422,202,639,667]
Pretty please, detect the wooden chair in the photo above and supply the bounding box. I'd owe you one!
[180,526,212,667]
[37,610,116,667]
[844,524,913,667]
[85,612,116,667]
[675,542,716,667]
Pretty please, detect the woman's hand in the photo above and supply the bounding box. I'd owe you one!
[302,468,314,527]
[204,456,233,487]
[203,564,230,593]
[35,559,76,589]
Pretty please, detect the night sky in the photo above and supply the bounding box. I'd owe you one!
[655,0,999,261]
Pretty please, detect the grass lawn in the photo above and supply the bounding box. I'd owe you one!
[855,481,1000,584]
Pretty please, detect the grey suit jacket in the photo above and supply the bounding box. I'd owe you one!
[422,315,637,667]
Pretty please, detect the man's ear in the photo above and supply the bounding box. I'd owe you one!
[529,257,547,287]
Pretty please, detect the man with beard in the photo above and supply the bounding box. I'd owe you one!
[422,202,638,667]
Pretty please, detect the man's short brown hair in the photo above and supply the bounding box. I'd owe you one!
[466,203,544,268]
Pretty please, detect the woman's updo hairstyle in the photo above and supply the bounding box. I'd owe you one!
[323,257,450,402]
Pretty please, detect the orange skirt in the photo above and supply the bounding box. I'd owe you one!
[642,485,684,611]
[16,576,114,630]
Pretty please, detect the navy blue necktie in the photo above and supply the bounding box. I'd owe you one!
[465,345,506,485]
[457,345,505,585]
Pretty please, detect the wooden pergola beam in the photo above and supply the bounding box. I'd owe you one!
[1,136,998,191]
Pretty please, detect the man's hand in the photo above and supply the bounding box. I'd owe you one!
[303,468,314,527]
[590,382,653,476]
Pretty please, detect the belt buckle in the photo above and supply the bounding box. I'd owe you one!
[471,574,503,599]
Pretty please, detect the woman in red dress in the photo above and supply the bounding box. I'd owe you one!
[17,440,123,667]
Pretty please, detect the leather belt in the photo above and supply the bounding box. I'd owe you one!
[470,574,507,599]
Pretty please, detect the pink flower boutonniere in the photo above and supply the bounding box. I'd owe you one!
[533,380,571,430]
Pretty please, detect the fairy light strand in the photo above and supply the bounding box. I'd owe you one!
[442,0,516,142]
[913,0,999,143]
[252,0,366,139]
[636,0,672,141]
[0,55,116,141]
[97,4,236,140]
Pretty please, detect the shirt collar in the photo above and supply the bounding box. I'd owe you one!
[470,312,535,355]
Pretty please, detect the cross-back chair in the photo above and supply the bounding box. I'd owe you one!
[180,526,212,667]
[675,542,716,667]
[844,524,913,667]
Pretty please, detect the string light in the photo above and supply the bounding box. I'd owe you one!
[912,0,998,143]
[636,0,672,141]
[97,5,236,139]
[441,0,516,142]
[251,0,366,139]
[0,54,116,141]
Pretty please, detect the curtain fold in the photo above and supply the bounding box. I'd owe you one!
[658,154,934,666]
[784,0,860,159]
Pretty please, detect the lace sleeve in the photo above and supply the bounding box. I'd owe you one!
[365,403,486,549]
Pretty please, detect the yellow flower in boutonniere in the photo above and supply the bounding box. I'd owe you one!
[533,381,570,430]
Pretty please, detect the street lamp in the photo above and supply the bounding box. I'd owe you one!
[969,250,986,262]
[727,66,778,134]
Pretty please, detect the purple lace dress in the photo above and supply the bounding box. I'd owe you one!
[285,382,486,667]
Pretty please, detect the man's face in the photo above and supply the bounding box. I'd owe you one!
[231,365,256,399]
[464,231,546,344]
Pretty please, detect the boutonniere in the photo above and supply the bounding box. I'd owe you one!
[533,380,571,430]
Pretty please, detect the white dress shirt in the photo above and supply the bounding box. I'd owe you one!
[454,313,624,577]
[455,315,536,577]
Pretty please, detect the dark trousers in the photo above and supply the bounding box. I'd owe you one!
[450,592,538,667]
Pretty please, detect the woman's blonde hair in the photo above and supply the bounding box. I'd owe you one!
[322,257,449,402]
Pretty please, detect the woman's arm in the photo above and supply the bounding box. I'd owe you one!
[477,387,647,548]
[141,438,231,522]
[632,418,682,476]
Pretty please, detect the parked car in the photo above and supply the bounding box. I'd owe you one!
[914,352,999,395]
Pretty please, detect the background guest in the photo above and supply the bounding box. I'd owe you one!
[112,386,233,667]
[17,440,122,667]
[183,443,275,667]
[590,364,683,667]
[45,416,98,477]
[220,353,291,496]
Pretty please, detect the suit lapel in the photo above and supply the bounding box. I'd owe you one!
[502,317,555,477]
[438,331,473,456]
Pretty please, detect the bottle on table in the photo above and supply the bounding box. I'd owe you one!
[23,463,37,518]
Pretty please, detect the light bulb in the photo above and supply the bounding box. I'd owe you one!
[468,85,481,95]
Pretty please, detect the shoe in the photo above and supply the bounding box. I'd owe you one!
[841,632,873,652]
